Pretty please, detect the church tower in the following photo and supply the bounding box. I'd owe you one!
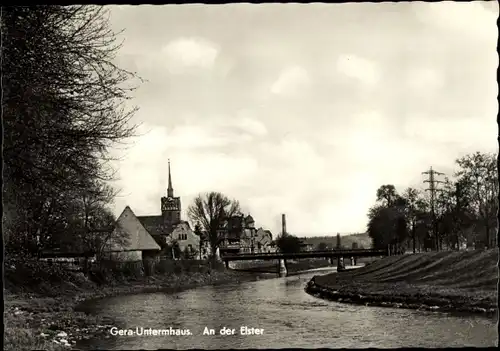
[161,159,181,233]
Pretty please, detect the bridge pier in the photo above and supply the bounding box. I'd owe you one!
[329,257,335,265]
[278,258,287,276]
[337,257,345,272]
[225,260,229,269]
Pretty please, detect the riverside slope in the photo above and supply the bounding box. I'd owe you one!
[4,267,266,351]
[305,249,498,315]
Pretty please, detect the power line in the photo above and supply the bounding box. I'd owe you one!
[422,166,445,251]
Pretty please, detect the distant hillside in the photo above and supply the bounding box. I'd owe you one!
[301,233,372,249]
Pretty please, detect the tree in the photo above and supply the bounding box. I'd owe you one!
[433,177,474,250]
[2,6,141,254]
[165,240,182,260]
[275,233,302,253]
[182,246,198,260]
[455,152,498,248]
[368,205,396,250]
[376,185,399,207]
[368,185,409,252]
[403,187,422,253]
[187,192,241,262]
[193,222,204,259]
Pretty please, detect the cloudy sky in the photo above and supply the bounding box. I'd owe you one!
[107,2,498,236]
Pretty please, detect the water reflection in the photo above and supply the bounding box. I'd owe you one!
[78,269,497,350]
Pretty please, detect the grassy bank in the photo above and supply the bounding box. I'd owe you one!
[305,249,498,315]
[4,258,264,351]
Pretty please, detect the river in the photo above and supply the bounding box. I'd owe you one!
[77,268,497,349]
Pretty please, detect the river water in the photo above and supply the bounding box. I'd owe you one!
[77,268,497,349]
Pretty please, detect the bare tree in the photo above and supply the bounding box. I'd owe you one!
[402,187,425,253]
[2,6,142,253]
[187,192,241,261]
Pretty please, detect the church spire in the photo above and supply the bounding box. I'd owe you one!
[167,159,174,197]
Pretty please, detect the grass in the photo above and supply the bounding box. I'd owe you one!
[306,249,498,314]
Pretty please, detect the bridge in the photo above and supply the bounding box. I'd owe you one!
[221,248,389,275]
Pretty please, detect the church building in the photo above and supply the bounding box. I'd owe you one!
[135,160,200,256]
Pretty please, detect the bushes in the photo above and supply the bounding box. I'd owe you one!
[5,253,219,297]
[90,260,143,283]
[155,259,210,275]
[4,254,95,296]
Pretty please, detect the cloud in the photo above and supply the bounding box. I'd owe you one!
[161,37,219,73]
[406,67,444,93]
[229,116,268,137]
[107,3,497,235]
[111,123,260,217]
[418,1,499,41]
[271,65,311,96]
[166,125,238,149]
[403,114,497,152]
[336,54,381,86]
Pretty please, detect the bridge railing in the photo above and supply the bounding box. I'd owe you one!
[222,248,387,258]
[230,248,383,254]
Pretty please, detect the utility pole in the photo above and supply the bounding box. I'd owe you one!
[422,166,445,251]
[454,182,463,251]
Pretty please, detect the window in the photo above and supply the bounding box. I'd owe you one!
[179,233,187,240]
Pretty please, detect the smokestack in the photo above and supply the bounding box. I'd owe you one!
[336,233,341,248]
[282,214,287,236]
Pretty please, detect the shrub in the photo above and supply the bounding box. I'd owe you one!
[155,259,211,275]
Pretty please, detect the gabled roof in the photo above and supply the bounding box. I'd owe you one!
[244,214,255,223]
[107,206,161,252]
[179,220,191,229]
[137,215,167,236]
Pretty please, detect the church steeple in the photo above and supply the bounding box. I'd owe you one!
[167,159,174,198]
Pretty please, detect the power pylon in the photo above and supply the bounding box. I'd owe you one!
[422,166,445,251]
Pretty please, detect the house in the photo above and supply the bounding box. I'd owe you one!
[300,242,314,252]
[219,214,245,255]
[239,215,257,253]
[167,221,201,259]
[254,228,273,253]
[103,206,161,266]
[218,214,274,254]
[269,240,278,252]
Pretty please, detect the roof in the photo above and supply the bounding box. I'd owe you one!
[179,220,191,229]
[137,215,168,236]
[245,214,254,223]
[107,206,161,252]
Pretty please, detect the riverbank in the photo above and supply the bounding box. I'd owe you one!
[4,263,266,351]
[305,249,498,316]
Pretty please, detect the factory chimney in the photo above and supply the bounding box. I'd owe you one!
[281,214,287,236]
